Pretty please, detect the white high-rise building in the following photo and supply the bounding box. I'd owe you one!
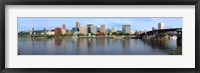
[76,21,80,28]
[122,24,131,34]
[87,24,97,34]
[62,24,66,34]
[158,22,165,30]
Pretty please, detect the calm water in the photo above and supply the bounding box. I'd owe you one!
[18,38,180,55]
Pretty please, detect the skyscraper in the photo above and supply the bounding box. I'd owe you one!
[158,22,165,30]
[32,27,34,32]
[30,27,34,35]
[43,28,47,35]
[87,24,93,33]
[62,24,66,34]
[100,24,106,34]
[91,25,97,34]
[97,27,100,32]
[122,24,131,34]
[55,27,62,35]
[87,24,97,34]
[76,21,80,28]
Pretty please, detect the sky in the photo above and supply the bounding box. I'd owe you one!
[18,17,182,32]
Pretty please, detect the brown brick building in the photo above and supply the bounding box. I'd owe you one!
[54,27,62,35]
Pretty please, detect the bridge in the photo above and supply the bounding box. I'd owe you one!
[140,28,182,45]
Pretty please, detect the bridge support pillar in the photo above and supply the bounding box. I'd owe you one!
[177,36,182,46]
[157,35,169,40]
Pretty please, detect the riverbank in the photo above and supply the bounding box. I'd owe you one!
[18,36,141,39]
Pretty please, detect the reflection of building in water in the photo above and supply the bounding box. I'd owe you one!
[86,38,92,49]
[122,39,130,49]
[142,39,173,51]
[77,38,88,49]
[43,39,46,48]
[111,39,118,49]
[99,39,106,49]
[107,39,111,46]
[76,38,88,54]
[119,39,131,54]
[31,39,35,46]
[54,38,63,46]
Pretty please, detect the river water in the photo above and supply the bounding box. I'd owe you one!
[18,38,181,55]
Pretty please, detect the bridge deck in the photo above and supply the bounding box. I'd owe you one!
[141,28,182,36]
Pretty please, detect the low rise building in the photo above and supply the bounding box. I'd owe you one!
[79,26,88,34]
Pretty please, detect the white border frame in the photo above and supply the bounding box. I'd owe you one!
[5,5,195,68]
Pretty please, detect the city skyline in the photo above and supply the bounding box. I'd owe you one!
[18,17,182,32]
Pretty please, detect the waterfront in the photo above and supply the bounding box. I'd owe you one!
[18,38,181,55]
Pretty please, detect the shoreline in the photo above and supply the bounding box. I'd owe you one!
[18,36,141,39]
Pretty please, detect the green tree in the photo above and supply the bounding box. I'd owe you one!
[118,32,124,36]
[107,33,110,36]
[125,33,130,36]
[112,32,118,36]
[77,34,84,37]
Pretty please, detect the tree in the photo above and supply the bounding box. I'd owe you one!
[77,34,84,37]
[112,32,118,36]
[107,33,110,36]
[118,32,124,36]
[134,31,140,36]
[125,33,130,36]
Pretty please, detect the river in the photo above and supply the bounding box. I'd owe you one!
[18,38,181,55]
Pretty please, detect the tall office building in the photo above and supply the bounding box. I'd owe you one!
[91,25,97,34]
[55,27,62,35]
[100,24,106,34]
[87,24,92,33]
[122,24,131,34]
[79,26,88,34]
[158,22,165,30]
[43,28,47,35]
[87,24,97,34]
[62,24,66,34]
[97,27,100,32]
[76,21,80,28]
[32,27,34,31]
[30,27,34,35]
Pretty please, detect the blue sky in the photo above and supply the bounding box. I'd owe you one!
[18,17,182,32]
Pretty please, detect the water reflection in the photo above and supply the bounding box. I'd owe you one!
[18,38,181,55]
[142,39,179,53]
[54,38,63,46]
